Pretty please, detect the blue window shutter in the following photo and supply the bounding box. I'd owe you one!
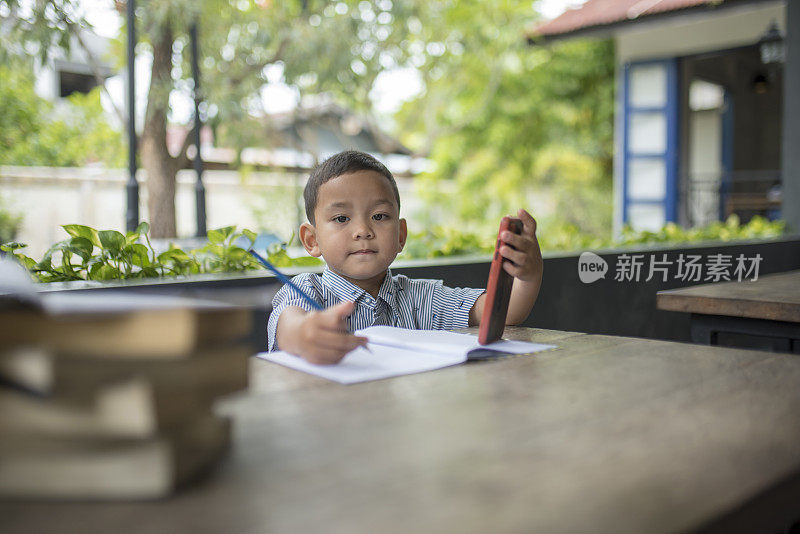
[622,58,679,229]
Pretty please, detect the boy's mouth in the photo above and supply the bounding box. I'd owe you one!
[350,249,377,255]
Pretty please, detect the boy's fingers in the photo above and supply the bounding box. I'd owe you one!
[502,260,520,277]
[501,230,531,250]
[314,330,366,353]
[318,301,356,329]
[502,260,531,280]
[305,349,348,365]
[333,300,356,317]
[500,245,527,267]
[517,209,537,235]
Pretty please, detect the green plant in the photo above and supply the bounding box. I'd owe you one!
[397,215,786,260]
[402,226,495,259]
[2,216,784,281]
[1,223,322,283]
[615,215,785,247]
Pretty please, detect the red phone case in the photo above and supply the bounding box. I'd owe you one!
[478,217,523,345]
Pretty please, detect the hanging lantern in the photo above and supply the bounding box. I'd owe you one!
[759,20,785,65]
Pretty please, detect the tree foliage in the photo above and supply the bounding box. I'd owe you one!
[2,0,617,243]
[0,61,125,167]
[391,1,615,239]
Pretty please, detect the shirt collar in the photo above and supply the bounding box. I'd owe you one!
[376,269,398,307]
[321,267,397,308]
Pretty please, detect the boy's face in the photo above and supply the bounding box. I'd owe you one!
[300,170,407,292]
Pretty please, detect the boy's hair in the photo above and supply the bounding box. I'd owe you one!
[304,150,401,224]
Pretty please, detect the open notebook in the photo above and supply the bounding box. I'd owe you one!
[258,326,557,384]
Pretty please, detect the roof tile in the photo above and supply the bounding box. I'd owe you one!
[533,0,721,38]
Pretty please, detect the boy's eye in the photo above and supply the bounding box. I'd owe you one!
[333,215,349,223]
[372,213,389,221]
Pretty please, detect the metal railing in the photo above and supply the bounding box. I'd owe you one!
[678,170,782,227]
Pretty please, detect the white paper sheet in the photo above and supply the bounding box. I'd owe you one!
[257,328,557,384]
[260,344,466,384]
[357,326,556,358]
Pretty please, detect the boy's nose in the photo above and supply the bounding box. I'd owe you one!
[353,219,374,239]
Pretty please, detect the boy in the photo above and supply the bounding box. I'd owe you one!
[267,150,543,364]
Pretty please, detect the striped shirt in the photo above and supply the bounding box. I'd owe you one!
[267,268,484,351]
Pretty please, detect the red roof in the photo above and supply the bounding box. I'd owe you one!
[531,0,759,39]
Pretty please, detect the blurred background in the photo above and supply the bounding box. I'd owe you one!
[0,0,789,265]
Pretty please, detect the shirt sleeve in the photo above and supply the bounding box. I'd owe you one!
[266,274,322,352]
[412,278,484,330]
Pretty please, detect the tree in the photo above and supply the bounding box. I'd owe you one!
[2,0,411,236]
[2,0,614,240]
[387,2,615,238]
[0,60,125,167]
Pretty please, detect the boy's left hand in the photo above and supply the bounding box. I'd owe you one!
[499,208,543,282]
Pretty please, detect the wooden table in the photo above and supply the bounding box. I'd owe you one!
[657,270,800,352]
[3,327,800,534]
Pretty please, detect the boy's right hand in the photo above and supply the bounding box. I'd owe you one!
[278,301,368,365]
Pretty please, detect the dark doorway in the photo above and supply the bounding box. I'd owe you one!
[680,45,783,226]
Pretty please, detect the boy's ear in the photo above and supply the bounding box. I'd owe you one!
[299,222,322,257]
[398,218,408,252]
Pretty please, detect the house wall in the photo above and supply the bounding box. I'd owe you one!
[612,1,786,234]
[615,2,786,64]
[33,30,114,102]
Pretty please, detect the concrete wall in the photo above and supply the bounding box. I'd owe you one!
[0,166,433,258]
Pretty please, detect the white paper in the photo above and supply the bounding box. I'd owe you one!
[257,327,557,384]
[260,344,466,384]
[357,326,555,358]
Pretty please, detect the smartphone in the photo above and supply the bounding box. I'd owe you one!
[478,216,523,345]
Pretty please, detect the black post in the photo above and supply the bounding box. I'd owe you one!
[125,0,139,232]
[782,1,800,232]
[125,0,138,232]
[191,23,207,238]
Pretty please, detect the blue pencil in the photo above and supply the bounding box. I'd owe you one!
[248,249,323,311]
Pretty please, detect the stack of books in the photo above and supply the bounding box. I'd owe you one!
[0,283,253,500]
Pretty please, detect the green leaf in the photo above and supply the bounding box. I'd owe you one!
[124,233,140,247]
[36,247,56,272]
[98,230,125,254]
[64,236,93,262]
[226,247,248,261]
[158,248,192,263]
[1,241,27,251]
[129,243,151,267]
[93,264,122,281]
[59,249,76,275]
[135,221,149,236]
[242,228,257,245]
[207,228,226,244]
[16,255,37,271]
[140,266,160,278]
[63,224,101,247]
